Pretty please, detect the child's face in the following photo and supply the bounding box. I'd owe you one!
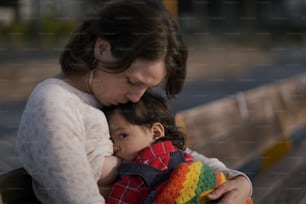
[108,111,156,161]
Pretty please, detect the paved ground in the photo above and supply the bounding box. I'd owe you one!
[252,136,306,204]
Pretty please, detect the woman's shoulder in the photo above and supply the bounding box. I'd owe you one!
[33,78,78,96]
[24,78,104,118]
[29,78,97,105]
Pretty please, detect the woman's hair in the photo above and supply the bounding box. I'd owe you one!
[102,91,186,150]
[60,0,187,98]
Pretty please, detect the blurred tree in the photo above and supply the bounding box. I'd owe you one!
[0,0,19,20]
[178,0,192,15]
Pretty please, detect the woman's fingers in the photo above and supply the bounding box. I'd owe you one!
[207,180,236,200]
[207,176,252,204]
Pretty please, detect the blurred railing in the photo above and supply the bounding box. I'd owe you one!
[176,73,306,178]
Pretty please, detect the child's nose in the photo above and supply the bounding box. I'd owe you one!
[113,145,120,155]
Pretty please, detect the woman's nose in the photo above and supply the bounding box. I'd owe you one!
[127,87,146,103]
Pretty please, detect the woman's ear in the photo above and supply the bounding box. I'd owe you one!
[94,38,115,63]
[151,122,165,140]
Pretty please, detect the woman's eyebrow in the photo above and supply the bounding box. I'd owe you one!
[128,73,162,88]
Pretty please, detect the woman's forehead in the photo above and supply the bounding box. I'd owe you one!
[125,59,166,86]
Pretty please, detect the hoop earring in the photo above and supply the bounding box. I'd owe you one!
[87,68,96,93]
[91,58,97,68]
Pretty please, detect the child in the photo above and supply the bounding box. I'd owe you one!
[103,92,252,204]
[103,91,193,203]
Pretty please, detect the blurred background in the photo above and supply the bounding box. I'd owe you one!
[1,1,306,202]
[1,0,306,105]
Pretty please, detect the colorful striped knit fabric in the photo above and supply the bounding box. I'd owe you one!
[152,161,253,204]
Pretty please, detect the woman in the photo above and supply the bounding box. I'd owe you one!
[16,0,252,203]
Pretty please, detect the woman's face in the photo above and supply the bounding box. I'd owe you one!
[91,58,166,106]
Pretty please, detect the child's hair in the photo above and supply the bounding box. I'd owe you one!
[102,92,186,150]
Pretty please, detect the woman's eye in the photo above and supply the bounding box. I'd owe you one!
[127,77,142,87]
[127,77,135,86]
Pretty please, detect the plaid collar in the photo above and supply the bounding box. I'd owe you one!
[133,141,178,162]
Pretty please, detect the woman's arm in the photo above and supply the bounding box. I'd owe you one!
[185,148,227,170]
[207,175,252,204]
[16,83,111,203]
[186,148,253,203]
[186,148,252,182]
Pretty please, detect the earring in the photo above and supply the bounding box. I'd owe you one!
[87,69,96,93]
[91,58,97,68]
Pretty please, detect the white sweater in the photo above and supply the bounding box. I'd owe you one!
[16,79,113,203]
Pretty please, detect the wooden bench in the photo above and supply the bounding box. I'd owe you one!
[252,135,306,204]
[0,168,39,204]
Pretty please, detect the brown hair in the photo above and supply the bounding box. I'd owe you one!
[60,0,187,98]
[102,91,186,150]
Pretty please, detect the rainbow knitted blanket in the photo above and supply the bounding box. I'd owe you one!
[152,161,252,204]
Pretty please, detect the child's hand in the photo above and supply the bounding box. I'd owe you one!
[207,175,252,204]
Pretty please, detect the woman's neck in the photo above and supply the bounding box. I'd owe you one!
[54,72,91,93]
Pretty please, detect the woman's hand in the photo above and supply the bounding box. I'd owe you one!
[207,175,252,204]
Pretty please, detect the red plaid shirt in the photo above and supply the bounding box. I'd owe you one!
[106,141,194,204]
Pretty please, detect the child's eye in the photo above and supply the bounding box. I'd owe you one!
[110,137,114,142]
[119,133,128,139]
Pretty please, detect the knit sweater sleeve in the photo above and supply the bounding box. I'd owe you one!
[16,80,113,204]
